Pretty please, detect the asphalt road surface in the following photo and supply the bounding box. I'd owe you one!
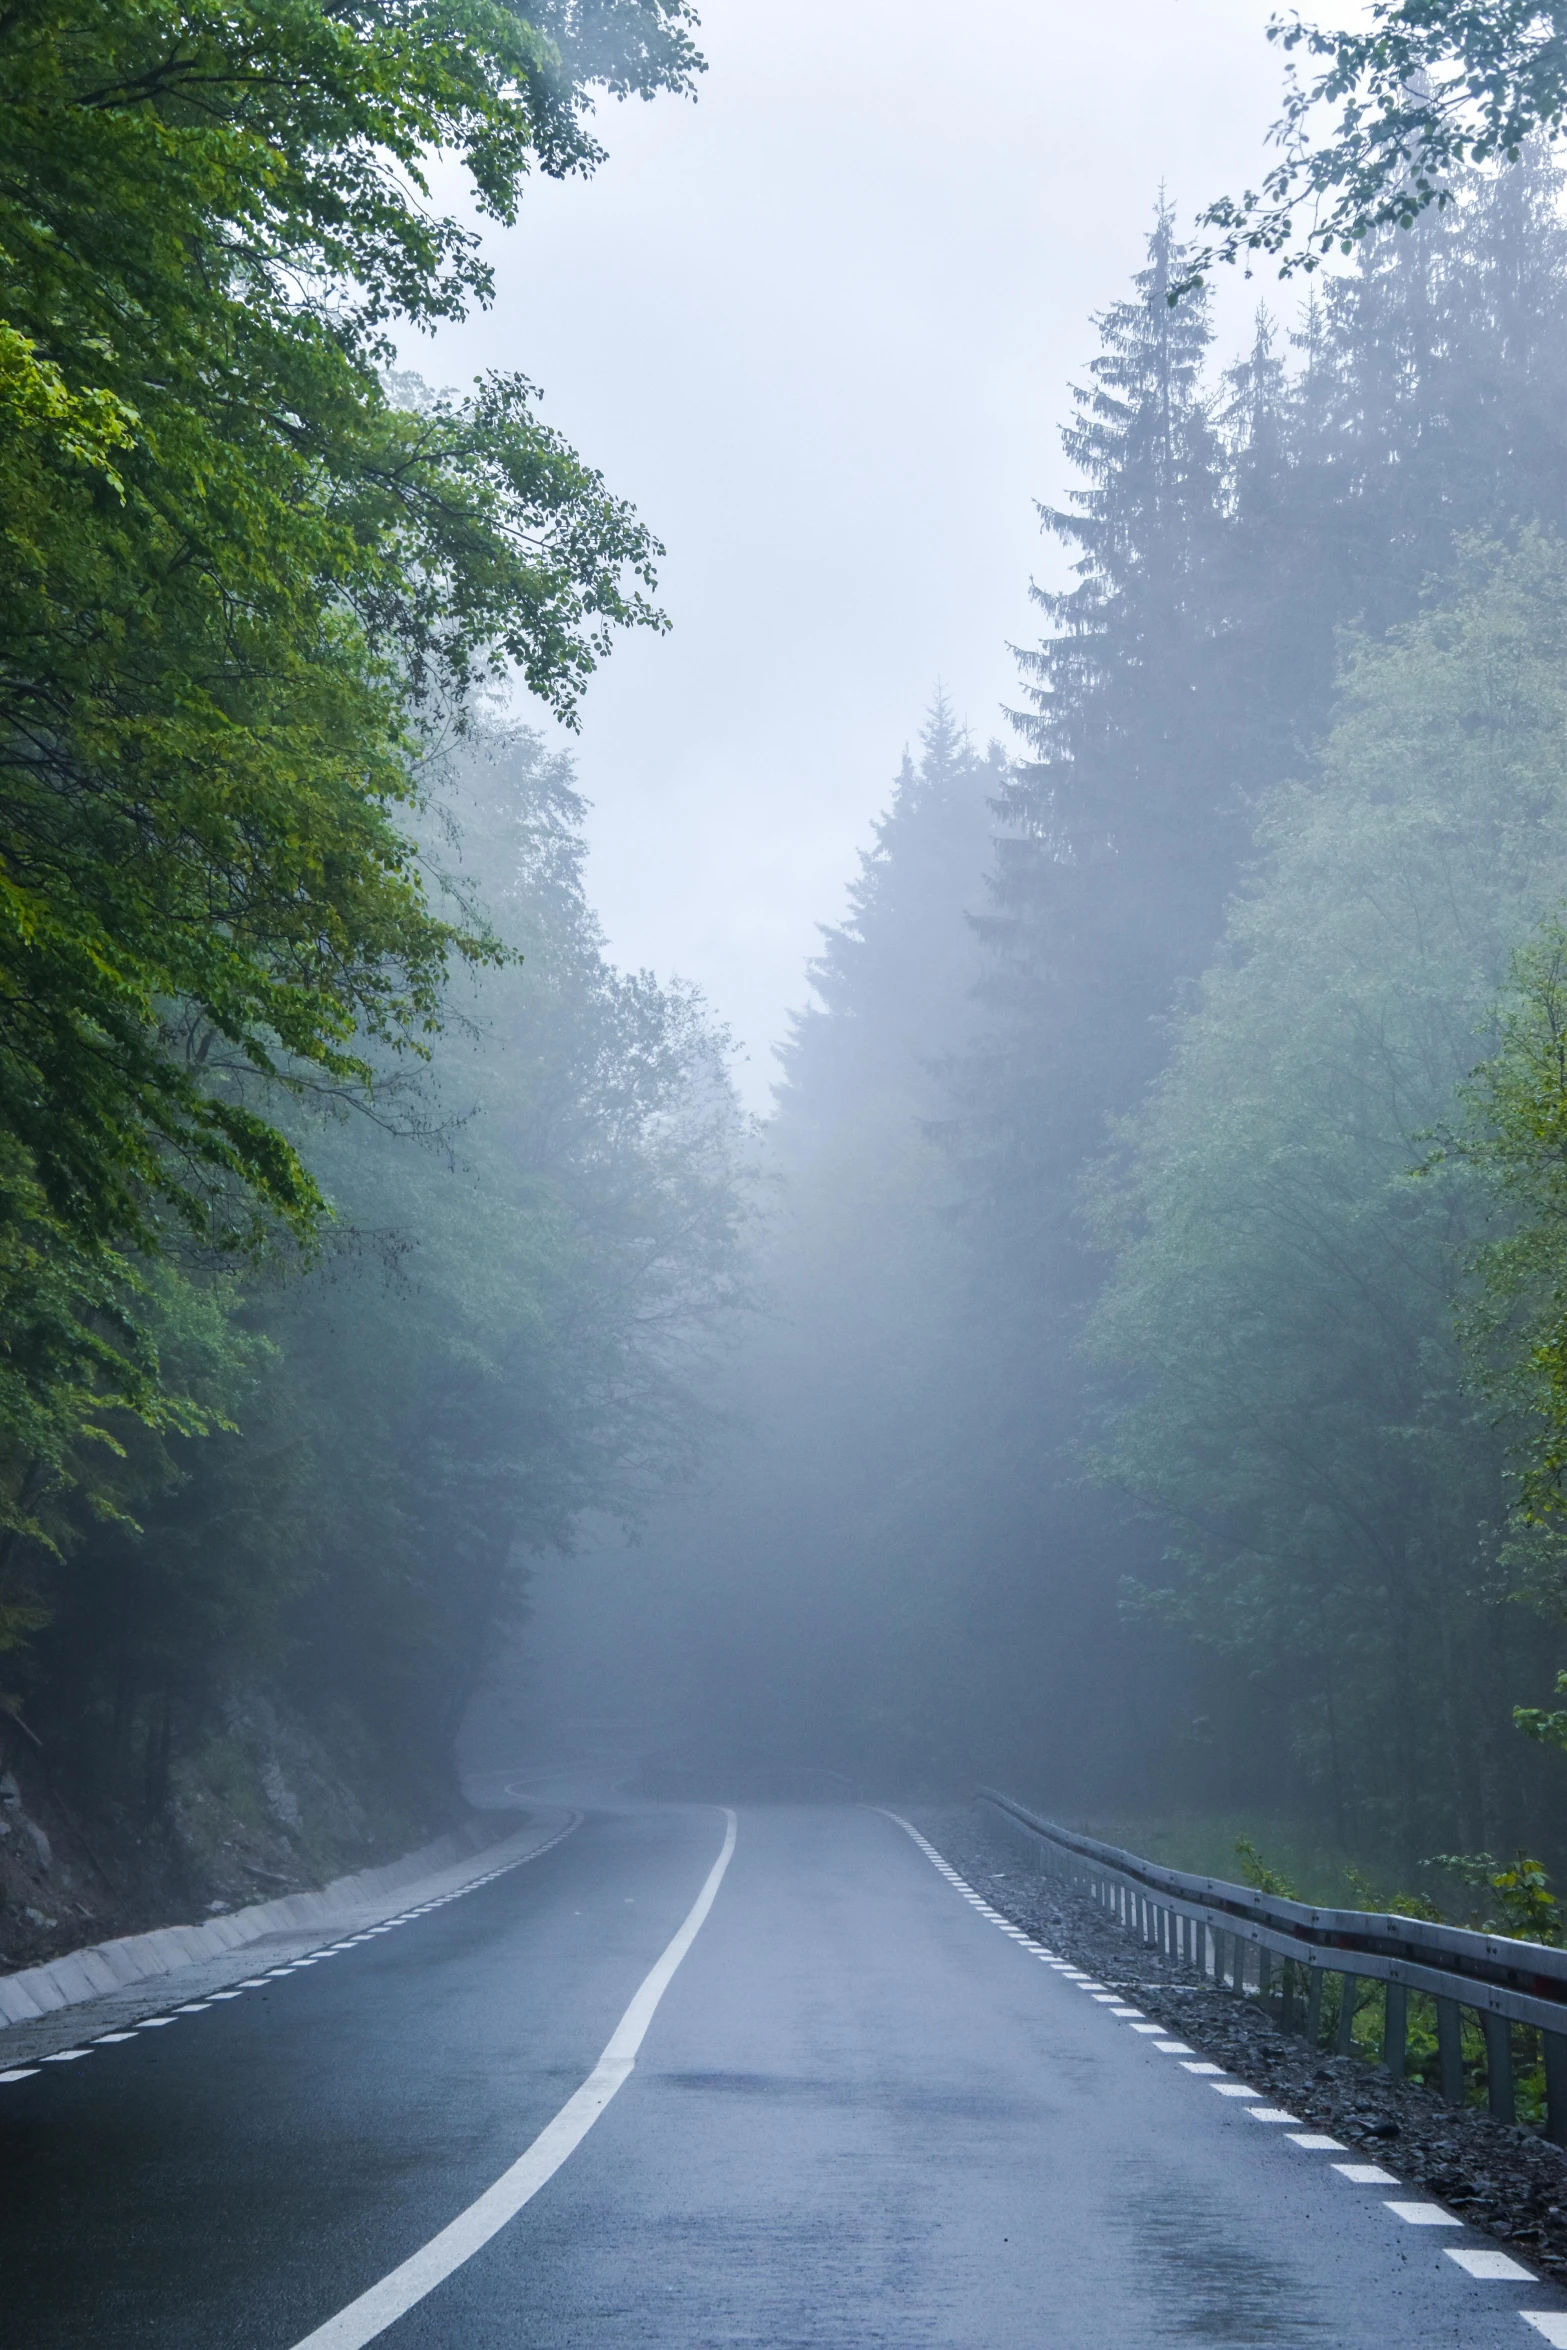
[4,1802,1565,2348]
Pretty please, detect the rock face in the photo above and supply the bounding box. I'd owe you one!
[0,1683,450,1976]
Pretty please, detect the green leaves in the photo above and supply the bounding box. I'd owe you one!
[0,0,692,1262]
[1515,1671,1567,1749]
[1194,6,1567,284]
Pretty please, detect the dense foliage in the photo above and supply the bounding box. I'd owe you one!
[0,0,697,1595]
[13,725,749,1829]
[1087,538,1567,1853]
[0,2,751,1877]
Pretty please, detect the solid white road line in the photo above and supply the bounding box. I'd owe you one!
[285,1808,739,2350]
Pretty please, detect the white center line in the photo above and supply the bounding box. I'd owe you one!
[284,1809,738,2350]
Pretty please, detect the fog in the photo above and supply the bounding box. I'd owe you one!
[450,11,1567,1874]
[421,0,1284,1103]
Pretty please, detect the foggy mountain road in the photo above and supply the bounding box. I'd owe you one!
[3,1805,1561,2349]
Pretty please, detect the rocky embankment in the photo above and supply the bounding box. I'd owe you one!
[0,1692,454,1977]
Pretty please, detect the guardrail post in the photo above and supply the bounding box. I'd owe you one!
[1436,1997,1463,2105]
[1545,2030,1567,2147]
[1280,1959,1298,2034]
[1336,1973,1358,2055]
[1481,2010,1515,2123]
[1257,1947,1272,2003]
[1305,1965,1323,2047]
[1384,1982,1407,2079]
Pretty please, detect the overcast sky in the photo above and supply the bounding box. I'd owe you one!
[421,0,1290,1104]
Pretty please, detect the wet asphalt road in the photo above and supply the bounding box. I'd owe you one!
[3,1802,1564,2348]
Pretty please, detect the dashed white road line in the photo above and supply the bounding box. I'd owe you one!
[882,1808,1567,2348]
[1,1820,581,2088]
[1450,2251,1538,2281]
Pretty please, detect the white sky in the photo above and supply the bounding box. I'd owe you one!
[420,0,1289,1104]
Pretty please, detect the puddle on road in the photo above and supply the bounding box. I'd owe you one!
[1107,2181,1331,2343]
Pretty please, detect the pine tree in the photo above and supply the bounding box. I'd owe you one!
[774,693,1002,1157]
[962,201,1234,1283]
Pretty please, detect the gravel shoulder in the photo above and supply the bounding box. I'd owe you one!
[911,1798,1567,2281]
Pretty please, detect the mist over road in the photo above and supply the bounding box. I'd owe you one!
[2,1804,1553,2347]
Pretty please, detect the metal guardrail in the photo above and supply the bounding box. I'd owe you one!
[978,1787,1567,2146]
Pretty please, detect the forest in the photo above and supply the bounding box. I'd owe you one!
[0,0,748,1952]
[609,152,1567,1902]
[7,0,1567,1971]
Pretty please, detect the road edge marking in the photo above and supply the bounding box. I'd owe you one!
[285,1807,739,2350]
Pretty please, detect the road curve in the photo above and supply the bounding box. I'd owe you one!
[3,1801,1561,2347]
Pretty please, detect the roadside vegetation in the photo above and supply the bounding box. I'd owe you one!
[0,0,750,1949]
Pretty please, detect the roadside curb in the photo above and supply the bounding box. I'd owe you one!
[0,1807,574,2030]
